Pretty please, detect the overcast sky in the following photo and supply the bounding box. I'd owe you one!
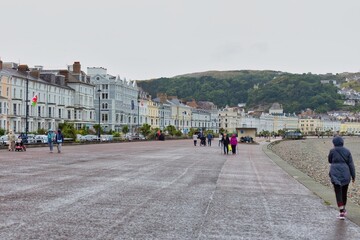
[1,0,360,80]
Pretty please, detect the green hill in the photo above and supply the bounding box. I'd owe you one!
[137,70,346,113]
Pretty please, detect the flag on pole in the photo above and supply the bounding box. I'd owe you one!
[32,94,38,106]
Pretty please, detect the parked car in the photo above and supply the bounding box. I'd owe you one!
[34,135,48,144]
[100,135,113,141]
[76,134,83,141]
[0,135,9,146]
[124,133,145,140]
[135,134,146,140]
[79,135,98,141]
[124,133,134,140]
[26,134,36,144]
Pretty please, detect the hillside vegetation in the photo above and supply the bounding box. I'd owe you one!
[137,70,347,113]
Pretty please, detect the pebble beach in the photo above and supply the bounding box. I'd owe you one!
[269,136,360,206]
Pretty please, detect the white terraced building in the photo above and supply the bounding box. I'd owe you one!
[0,60,96,133]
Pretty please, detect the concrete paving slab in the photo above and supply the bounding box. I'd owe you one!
[1,140,360,239]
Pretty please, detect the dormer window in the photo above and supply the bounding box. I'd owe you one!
[96,77,100,80]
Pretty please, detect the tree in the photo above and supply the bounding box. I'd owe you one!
[140,123,151,137]
[37,128,46,134]
[112,132,121,137]
[77,126,90,136]
[175,130,182,136]
[188,128,199,136]
[137,70,347,113]
[58,122,77,140]
[93,124,102,135]
[166,125,177,136]
[122,125,129,135]
[219,128,225,134]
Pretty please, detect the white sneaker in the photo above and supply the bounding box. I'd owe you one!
[337,212,345,220]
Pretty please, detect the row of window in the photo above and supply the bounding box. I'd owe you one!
[0,101,93,120]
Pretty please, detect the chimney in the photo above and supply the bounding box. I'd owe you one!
[157,93,168,103]
[0,60,2,70]
[59,70,69,82]
[73,61,81,74]
[30,69,40,79]
[17,64,30,72]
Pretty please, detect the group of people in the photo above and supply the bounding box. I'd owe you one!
[192,132,238,155]
[6,129,64,153]
[219,133,238,154]
[193,132,356,221]
[192,132,213,147]
[7,131,27,151]
[47,129,64,153]
[5,126,358,221]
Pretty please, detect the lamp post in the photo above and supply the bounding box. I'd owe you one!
[205,115,207,131]
[182,111,186,134]
[25,77,29,134]
[25,71,29,140]
[97,89,101,139]
[137,96,140,134]
[161,107,164,130]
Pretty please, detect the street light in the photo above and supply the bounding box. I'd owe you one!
[161,106,164,130]
[97,89,101,139]
[25,69,30,141]
[182,111,186,134]
[25,74,29,136]
[137,95,140,134]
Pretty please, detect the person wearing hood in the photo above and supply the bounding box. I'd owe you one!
[328,136,356,220]
[230,134,238,154]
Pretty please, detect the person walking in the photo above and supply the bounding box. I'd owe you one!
[193,133,198,146]
[222,134,230,154]
[55,129,64,153]
[328,136,356,220]
[47,129,55,153]
[218,133,223,147]
[8,130,16,151]
[230,134,238,154]
[207,133,213,146]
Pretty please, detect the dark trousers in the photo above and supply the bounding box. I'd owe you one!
[231,145,236,154]
[223,144,228,154]
[333,184,349,208]
[194,140,197,146]
[207,139,211,146]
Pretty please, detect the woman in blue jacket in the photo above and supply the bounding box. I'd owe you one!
[328,136,356,219]
[47,129,55,153]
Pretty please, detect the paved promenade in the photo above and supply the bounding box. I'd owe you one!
[1,140,360,239]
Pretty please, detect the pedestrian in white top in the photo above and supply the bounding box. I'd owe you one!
[193,134,198,146]
[218,133,223,147]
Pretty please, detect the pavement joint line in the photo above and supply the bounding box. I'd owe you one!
[262,142,360,226]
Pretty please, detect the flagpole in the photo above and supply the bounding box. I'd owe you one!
[25,71,29,139]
